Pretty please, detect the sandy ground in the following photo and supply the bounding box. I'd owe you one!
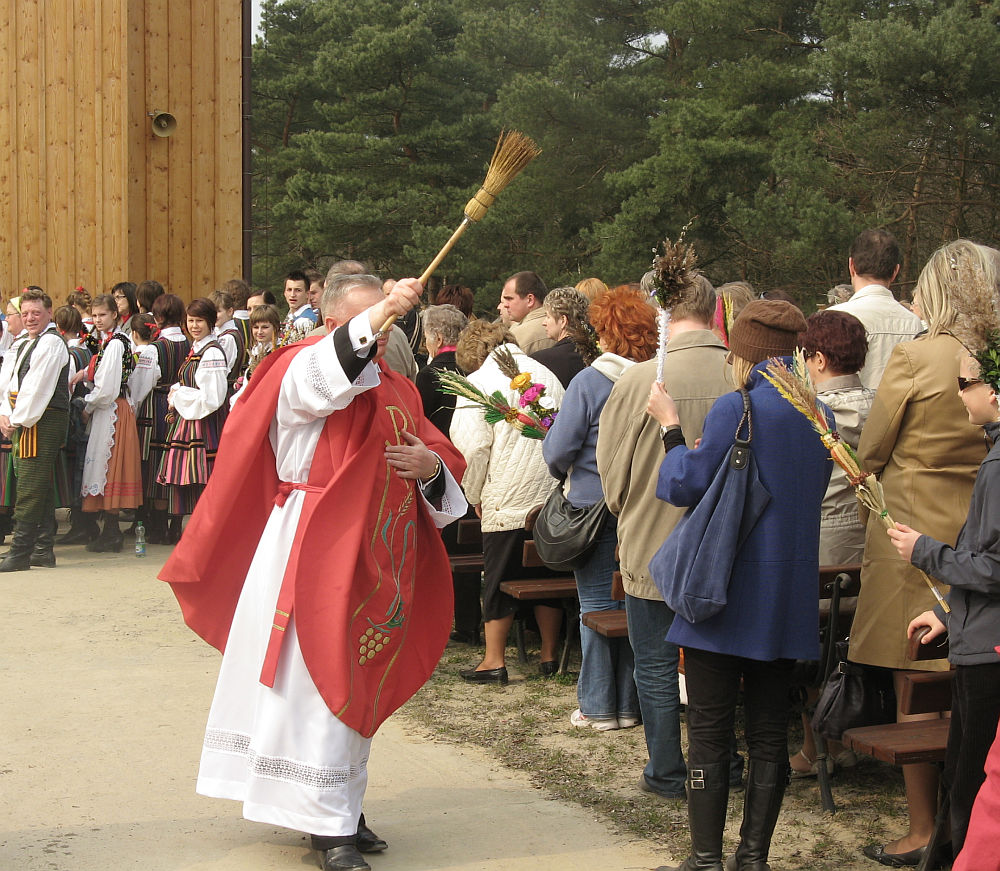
[0,538,670,871]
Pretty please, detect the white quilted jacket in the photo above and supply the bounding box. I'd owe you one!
[449,344,564,533]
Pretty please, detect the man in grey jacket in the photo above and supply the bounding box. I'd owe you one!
[596,274,731,798]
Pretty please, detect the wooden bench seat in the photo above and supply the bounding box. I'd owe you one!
[581,610,628,638]
[842,719,951,766]
[499,577,578,599]
[449,552,485,573]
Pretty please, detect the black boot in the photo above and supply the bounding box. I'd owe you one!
[30,513,57,567]
[311,834,371,871]
[657,762,730,871]
[724,759,788,871]
[86,515,124,553]
[59,510,100,545]
[162,514,183,545]
[144,507,167,544]
[0,522,40,572]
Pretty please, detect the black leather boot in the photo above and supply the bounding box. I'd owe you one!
[30,513,57,567]
[86,515,124,553]
[58,510,100,545]
[724,759,789,871]
[657,762,730,871]
[0,522,39,572]
[144,507,167,544]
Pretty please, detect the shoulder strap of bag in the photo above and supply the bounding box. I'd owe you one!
[731,388,752,471]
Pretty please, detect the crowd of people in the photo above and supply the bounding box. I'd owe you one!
[8,229,1000,871]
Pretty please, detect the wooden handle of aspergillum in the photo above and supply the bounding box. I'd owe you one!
[377,217,472,334]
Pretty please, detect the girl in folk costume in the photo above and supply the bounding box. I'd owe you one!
[0,296,29,537]
[142,294,191,544]
[54,305,97,543]
[229,303,279,407]
[210,288,246,403]
[127,313,161,536]
[156,298,228,543]
[80,294,143,552]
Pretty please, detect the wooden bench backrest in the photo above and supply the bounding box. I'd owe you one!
[456,517,483,547]
[908,625,950,662]
[898,669,953,715]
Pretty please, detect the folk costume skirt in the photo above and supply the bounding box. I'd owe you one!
[82,398,143,512]
[156,407,224,515]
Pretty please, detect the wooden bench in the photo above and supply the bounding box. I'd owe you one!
[498,539,579,674]
[842,631,952,871]
[446,516,484,643]
[580,570,628,638]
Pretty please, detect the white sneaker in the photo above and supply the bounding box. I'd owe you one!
[570,708,619,731]
[617,715,641,728]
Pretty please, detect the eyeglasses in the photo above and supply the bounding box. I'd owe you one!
[958,376,984,391]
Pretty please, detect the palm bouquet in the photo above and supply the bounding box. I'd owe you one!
[763,351,950,613]
[437,347,557,440]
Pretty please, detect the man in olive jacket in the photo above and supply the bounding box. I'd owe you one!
[596,275,731,799]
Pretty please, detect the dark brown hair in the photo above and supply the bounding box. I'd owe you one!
[801,310,868,375]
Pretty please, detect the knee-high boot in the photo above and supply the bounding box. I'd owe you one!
[657,762,730,871]
[30,512,57,567]
[0,521,40,572]
[725,759,788,871]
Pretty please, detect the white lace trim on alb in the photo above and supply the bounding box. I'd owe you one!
[203,728,366,791]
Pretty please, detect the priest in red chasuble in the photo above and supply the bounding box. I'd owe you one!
[160,274,467,871]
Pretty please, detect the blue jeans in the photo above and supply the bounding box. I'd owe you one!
[574,517,638,719]
[625,593,687,797]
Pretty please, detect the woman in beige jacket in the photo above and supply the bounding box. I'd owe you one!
[851,242,986,866]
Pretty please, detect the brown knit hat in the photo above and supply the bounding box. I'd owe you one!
[727,299,806,364]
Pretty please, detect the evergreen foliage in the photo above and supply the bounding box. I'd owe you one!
[252,0,1000,312]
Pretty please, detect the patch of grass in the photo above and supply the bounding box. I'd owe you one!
[400,640,910,870]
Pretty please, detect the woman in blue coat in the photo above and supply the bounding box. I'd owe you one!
[646,300,832,871]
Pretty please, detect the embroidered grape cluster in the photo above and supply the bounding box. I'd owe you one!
[357,626,388,665]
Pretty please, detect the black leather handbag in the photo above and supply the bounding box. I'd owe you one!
[532,484,610,573]
[811,640,897,740]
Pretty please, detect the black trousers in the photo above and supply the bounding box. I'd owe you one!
[684,647,795,766]
[944,661,1000,857]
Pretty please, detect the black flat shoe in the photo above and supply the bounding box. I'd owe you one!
[459,666,508,685]
[356,815,388,853]
[319,844,370,871]
[539,660,558,676]
[862,843,925,867]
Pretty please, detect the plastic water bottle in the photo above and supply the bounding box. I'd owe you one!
[135,521,146,558]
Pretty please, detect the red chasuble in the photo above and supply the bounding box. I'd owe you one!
[159,336,466,738]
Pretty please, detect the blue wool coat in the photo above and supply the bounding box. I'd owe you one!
[657,361,832,661]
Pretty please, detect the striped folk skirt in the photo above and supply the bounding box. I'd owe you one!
[156,409,223,516]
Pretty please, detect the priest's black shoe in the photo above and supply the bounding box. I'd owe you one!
[459,666,508,685]
[319,845,370,871]
[356,814,388,853]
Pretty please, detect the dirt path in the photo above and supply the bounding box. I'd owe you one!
[0,540,668,871]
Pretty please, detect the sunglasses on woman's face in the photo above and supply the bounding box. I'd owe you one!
[958,376,985,391]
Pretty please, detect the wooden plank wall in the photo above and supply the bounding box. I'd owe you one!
[0,0,243,306]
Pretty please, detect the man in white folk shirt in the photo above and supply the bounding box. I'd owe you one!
[160,275,467,871]
[0,288,70,572]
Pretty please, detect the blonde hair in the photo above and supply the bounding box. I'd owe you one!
[730,355,755,389]
[915,240,1000,337]
[575,277,608,301]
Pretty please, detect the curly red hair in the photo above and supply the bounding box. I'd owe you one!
[588,285,658,361]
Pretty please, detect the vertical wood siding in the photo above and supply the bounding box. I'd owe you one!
[0,0,243,304]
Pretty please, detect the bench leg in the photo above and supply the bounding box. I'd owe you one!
[514,616,528,665]
[813,730,837,814]
[558,600,579,675]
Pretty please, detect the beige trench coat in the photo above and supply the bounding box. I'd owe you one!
[849,333,986,671]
